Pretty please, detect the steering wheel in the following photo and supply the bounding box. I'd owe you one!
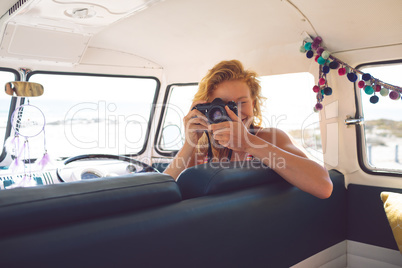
[56,154,159,182]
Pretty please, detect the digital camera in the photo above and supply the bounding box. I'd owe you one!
[192,98,238,124]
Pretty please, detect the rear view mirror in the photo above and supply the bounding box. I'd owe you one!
[5,81,44,97]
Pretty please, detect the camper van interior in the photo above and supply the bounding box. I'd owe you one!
[0,0,402,267]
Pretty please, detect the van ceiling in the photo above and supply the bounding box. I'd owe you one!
[0,0,401,81]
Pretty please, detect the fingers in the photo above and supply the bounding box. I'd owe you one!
[184,109,208,124]
[225,105,241,122]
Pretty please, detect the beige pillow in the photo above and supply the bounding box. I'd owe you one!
[381,191,402,253]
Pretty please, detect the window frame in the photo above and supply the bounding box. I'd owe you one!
[154,83,198,157]
[355,59,402,177]
[26,70,161,157]
[0,67,21,162]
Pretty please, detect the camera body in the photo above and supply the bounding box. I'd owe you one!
[192,98,238,124]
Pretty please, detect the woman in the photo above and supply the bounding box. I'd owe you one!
[164,60,332,199]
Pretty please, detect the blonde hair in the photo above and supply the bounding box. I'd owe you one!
[193,60,265,159]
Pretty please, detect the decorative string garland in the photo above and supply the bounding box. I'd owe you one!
[300,36,402,112]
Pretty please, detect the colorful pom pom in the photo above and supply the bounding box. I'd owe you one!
[319,78,326,85]
[299,45,307,53]
[347,73,358,82]
[357,81,365,88]
[375,85,381,92]
[329,61,339,69]
[316,47,325,56]
[313,85,320,93]
[380,87,389,96]
[324,87,332,95]
[317,57,326,65]
[322,65,330,74]
[306,50,314,58]
[315,55,320,62]
[313,36,322,45]
[364,85,374,95]
[370,95,379,104]
[311,42,319,50]
[321,51,330,59]
[304,42,312,51]
[315,103,323,111]
[389,90,400,100]
[338,67,346,76]
[362,73,372,81]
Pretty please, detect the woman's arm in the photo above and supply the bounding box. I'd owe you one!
[247,128,332,199]
[163,142,198,180]
[163,100,209,180]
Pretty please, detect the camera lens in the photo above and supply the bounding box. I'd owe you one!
[208,107,225,123]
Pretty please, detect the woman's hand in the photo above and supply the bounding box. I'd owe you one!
[183,101,210,147]
[209,106,251,152]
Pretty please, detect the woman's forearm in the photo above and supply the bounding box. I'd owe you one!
[163,142,197,180]
[247,134,332,199]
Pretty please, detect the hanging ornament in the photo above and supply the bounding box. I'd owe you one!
[315,103,323,111]
[370,95,379,104]
[338,67,346,76]
[347,72,358,82]
[389,90,401,100]
[324,87,333,96]
[364,85,374,95]
[329,61,339,69]
[380,87,389,96]
[6,100,52,188]
[322,65,330,74]
[316,47,325,56]
[319,77,326,85]
[362,73,372,81]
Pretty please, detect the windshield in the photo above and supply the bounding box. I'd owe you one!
[0,69,19,151]
[26,72,158,159]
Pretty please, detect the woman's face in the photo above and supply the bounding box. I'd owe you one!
[210,80,255,127]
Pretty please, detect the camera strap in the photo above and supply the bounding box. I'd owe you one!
[204,124,255,163]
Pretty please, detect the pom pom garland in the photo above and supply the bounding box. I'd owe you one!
[301,36,402,109]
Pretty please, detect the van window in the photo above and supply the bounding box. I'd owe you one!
[27,72,158,159]
[158,74,323,163]
[260,73,323,163]
[0,69,19,148]
[158,84,198,152]
[359,62,402,172]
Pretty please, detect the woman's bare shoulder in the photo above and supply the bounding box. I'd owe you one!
[255,127,288,144]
